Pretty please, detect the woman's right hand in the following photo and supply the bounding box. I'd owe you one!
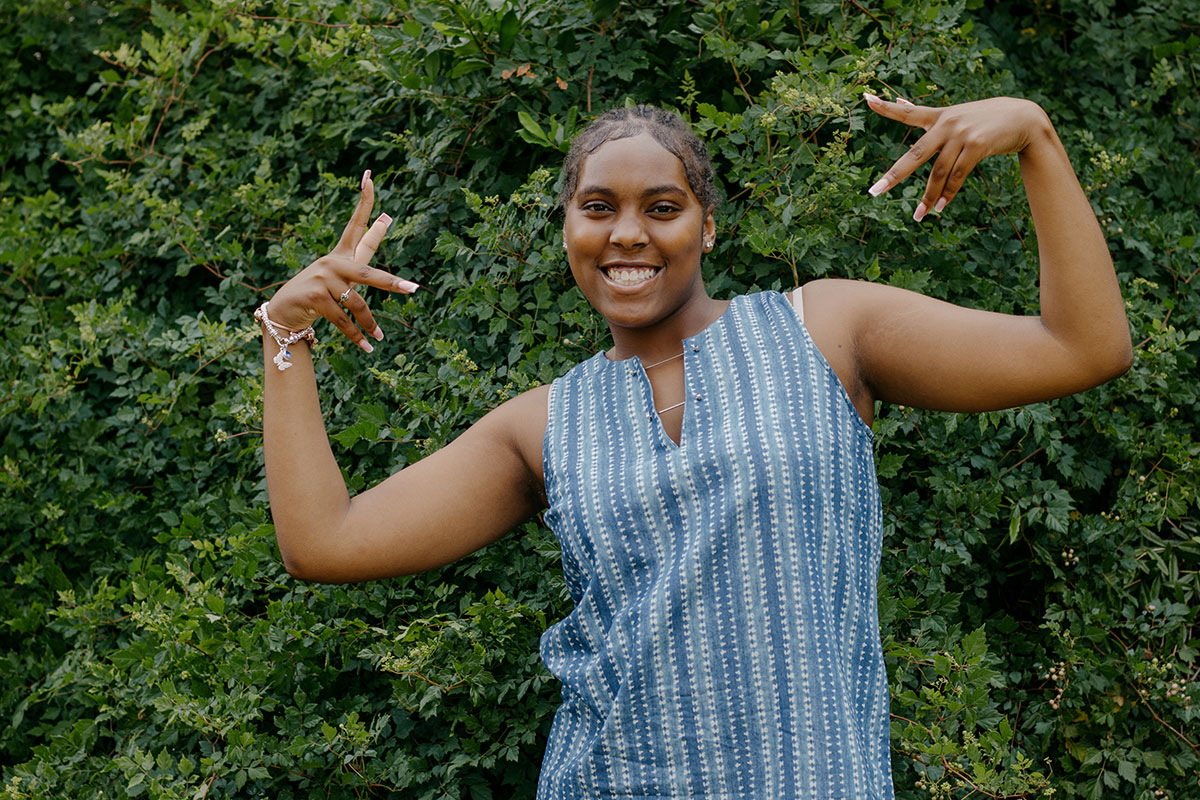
[266,170,420,352]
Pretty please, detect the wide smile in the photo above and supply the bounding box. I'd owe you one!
[599,263,663,291]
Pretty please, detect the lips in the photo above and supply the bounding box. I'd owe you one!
[600,263,662,288]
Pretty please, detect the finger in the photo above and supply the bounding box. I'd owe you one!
[915,142,964,221]
[867,128,945,197]
[321,296,376,353]
[344,257,420,295]
[334,170,375,255]
[933,142,985,215]
[355,213,393,265]
[862,92,938,130]
[319,252,419,295]
[337,288,384,342]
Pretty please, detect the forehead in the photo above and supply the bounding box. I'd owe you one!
[575,133,695,200]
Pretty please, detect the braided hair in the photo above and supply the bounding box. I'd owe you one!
[559,105,718,213]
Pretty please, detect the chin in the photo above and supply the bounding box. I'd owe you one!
[596,295,679,331]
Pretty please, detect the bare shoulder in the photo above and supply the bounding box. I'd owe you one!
[799,278,874,424]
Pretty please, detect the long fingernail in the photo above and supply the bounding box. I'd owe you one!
[378,213,393,227]
[896,96,914,106]
[358,339,375,353]
[396,279,420,293]
[372,326,384,341]
[361,169,371,190]
[913,201,928,222]
[934,197,947,213]
[868,176,890,196]
[862,92,881,105]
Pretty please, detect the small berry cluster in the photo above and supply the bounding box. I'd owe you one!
[1143,657,1193,708]
[1042,661,1068,710]
[913,776,957,799]
[1060,547,1078,567]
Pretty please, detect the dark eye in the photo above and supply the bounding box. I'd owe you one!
[581,201,611,213]
[650,203,679,214]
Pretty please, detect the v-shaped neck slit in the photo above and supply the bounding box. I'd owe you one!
[600,295,740,453]
[649,367,687,450]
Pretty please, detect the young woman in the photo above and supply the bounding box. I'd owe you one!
[256,95,1131,798]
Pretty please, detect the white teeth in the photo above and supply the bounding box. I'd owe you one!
[605,267,657,285]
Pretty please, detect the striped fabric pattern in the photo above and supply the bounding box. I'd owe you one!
[539,290,891,799]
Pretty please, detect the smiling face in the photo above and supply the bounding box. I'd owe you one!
[563,133,716,335]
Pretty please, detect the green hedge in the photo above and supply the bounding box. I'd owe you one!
[2,0,1196,797]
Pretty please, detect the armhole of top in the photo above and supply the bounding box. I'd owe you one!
[789,286,805,325]
[542,380,556,500]
[787,284,874,439]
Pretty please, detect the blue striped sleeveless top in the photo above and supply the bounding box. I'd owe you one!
[539,290,891,799]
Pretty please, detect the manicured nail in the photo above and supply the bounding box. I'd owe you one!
[378,213,393,227]
[358,339,375,354]
[934,197,947,213]
[862,92,881,105]
[913,201,928,222]
[361,169,371,190]
[371,326,384,341]
[396,279,420,293]
[868,176,891,196]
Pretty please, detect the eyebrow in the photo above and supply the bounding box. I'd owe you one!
[577,184,688,200]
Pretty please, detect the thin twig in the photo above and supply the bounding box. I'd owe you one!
[999,446,1044,478]
[1134,307,1172,349]
[845,0,885,27]
[1132,682,1200,756]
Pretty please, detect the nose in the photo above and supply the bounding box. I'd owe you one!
[609,210,649,249]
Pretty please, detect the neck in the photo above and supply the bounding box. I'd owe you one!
[605,290,728,363]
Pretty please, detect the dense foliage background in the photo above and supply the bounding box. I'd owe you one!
[2,0,1197,797]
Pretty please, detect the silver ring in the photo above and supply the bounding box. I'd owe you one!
[339,286,354,303]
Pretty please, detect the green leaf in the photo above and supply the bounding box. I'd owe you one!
[591,0,620,21]
[934,652,952,677]
[875,452,907,479]
[517,111,547,143]
[499,10,519,53]
[204,593,225,615]
[450,58,489,79]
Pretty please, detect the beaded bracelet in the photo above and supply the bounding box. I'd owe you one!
[254,301,317,371]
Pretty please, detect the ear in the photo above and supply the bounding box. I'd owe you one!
[702,209,715,245]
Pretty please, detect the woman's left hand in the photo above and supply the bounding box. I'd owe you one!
[862,94,1051,221]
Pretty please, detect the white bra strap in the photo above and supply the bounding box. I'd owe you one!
[790,286,805,324]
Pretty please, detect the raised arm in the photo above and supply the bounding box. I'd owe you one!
[804,96,1131,424]
[260,173,546,583]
